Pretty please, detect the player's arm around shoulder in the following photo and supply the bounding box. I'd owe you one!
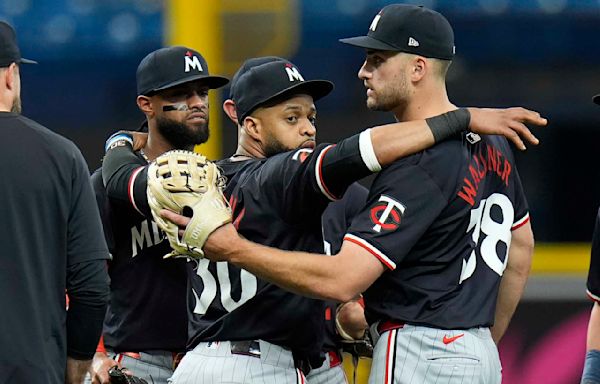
[201,219,385,302]
[491,219,534,343]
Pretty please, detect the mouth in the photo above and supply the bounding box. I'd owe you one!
[187,112,207,122]
[301,140,316,149]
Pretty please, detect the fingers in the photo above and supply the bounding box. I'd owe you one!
[504,128,526,151]
[510,121,539,146]
[160,209,190,227]
[510,107,548,127]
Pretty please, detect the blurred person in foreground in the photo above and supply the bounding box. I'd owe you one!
[0,21,110,384]
[581,94,600,384]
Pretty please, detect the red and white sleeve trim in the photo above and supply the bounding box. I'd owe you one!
[344,233,396,270]
[587,289,600,303]
[128,166,145,215]
[315,144,338,201]
[359,129,382,172]
[512,212,530,231]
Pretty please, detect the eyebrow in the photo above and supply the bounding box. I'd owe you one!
[282,104,316,113]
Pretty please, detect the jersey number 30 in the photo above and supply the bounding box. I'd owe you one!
[459,193,514,284]
[192,259,258,315]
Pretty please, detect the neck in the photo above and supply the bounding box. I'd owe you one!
[392,84,456,122]
[144,121,179,161]
[232,127,265,160]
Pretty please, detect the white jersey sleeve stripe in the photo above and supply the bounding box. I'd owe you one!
[587,290,600,302]
[359,129,382,172]
[344,233,396,270]
[127,166,145,216]
[512,212,530,231]
[315,144,338,201]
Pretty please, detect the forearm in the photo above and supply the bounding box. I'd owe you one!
[206,224,357,302]
[584,305,600,383]
[369,108,469,166]
[65,357,92,384]
[491,263,530,343]
[67,260,110,359]
[102,142,151,215]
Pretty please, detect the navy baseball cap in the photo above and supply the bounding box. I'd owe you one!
[339,4,455,60]
[593,94,600,106]
[136,46,229,96]
[231,58,334,125]
[0,21,37,67]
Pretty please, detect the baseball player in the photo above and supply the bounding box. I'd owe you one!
[107,56,543,384]
[173,5,544,384]
[88,46,228,384]
[582,94,600,384]
[0,21,110,384]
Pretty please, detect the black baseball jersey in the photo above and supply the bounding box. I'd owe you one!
[586,208,600,301]
[321,183,368,351]
[0,113,110,383]
[92,153,188,352]
[346,134,529,329]
[102,132,377,361]
[187,140,374,362]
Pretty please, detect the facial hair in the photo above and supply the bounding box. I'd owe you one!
[156,115,209,150]
[263,131,292,157]
[11,95,21,114]
[367,71,409,112]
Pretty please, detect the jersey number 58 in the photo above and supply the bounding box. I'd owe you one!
[459,193,514,284]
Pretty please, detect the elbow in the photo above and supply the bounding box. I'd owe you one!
[320,279,363,303]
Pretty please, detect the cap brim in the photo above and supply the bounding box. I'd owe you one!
[20,58,37,64]
[339,36,399,51]
[263,79,334,105]
[593,94,600,106]
[149,74,230,94]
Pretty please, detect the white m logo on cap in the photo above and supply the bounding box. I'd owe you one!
[184,56,203,73]
[285,66,304,82]
[370,14,381,31]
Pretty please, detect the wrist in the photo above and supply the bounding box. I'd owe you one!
[426,108,471,143]
[105,132,133,152]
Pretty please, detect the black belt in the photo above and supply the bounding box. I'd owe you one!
[229,340,315,376]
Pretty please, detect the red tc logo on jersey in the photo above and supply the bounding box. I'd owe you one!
[370,195,406,233]
[292,148,312,163]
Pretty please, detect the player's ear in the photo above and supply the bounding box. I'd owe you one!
[4,63,17,91]
[410,56,427,82]
[137,95,153,116]
[242,116,262,142]
[222,99,239,125]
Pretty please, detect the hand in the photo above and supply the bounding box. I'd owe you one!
[159,209,238,262]
[467,107,547,150]
[336,300,368,340]
[65,357,92,384]
[89,352,122,384]
[129,131,148,151]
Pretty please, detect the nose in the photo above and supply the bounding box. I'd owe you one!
[187,91,208,109]
[358,60,371,81]
[301,118,316,137]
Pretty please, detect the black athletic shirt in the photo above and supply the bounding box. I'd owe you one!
[346,134,529,329]
[92,152,188,352]
[0,112,110,383]
[586,209,600,302]
[321,183,368,351]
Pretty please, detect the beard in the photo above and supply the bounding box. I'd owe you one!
[156,115,209,150]
[263,132,292,157]
[367,73,410,112]
[11,95,21,114]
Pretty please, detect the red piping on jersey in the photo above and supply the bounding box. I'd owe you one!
[96,335,106,353]
[316,145,339,201]
[344,235,396,270]
[587,290,600,303]
[511,213,530,231]
[128,166,144,215]
[385,330,396,384]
